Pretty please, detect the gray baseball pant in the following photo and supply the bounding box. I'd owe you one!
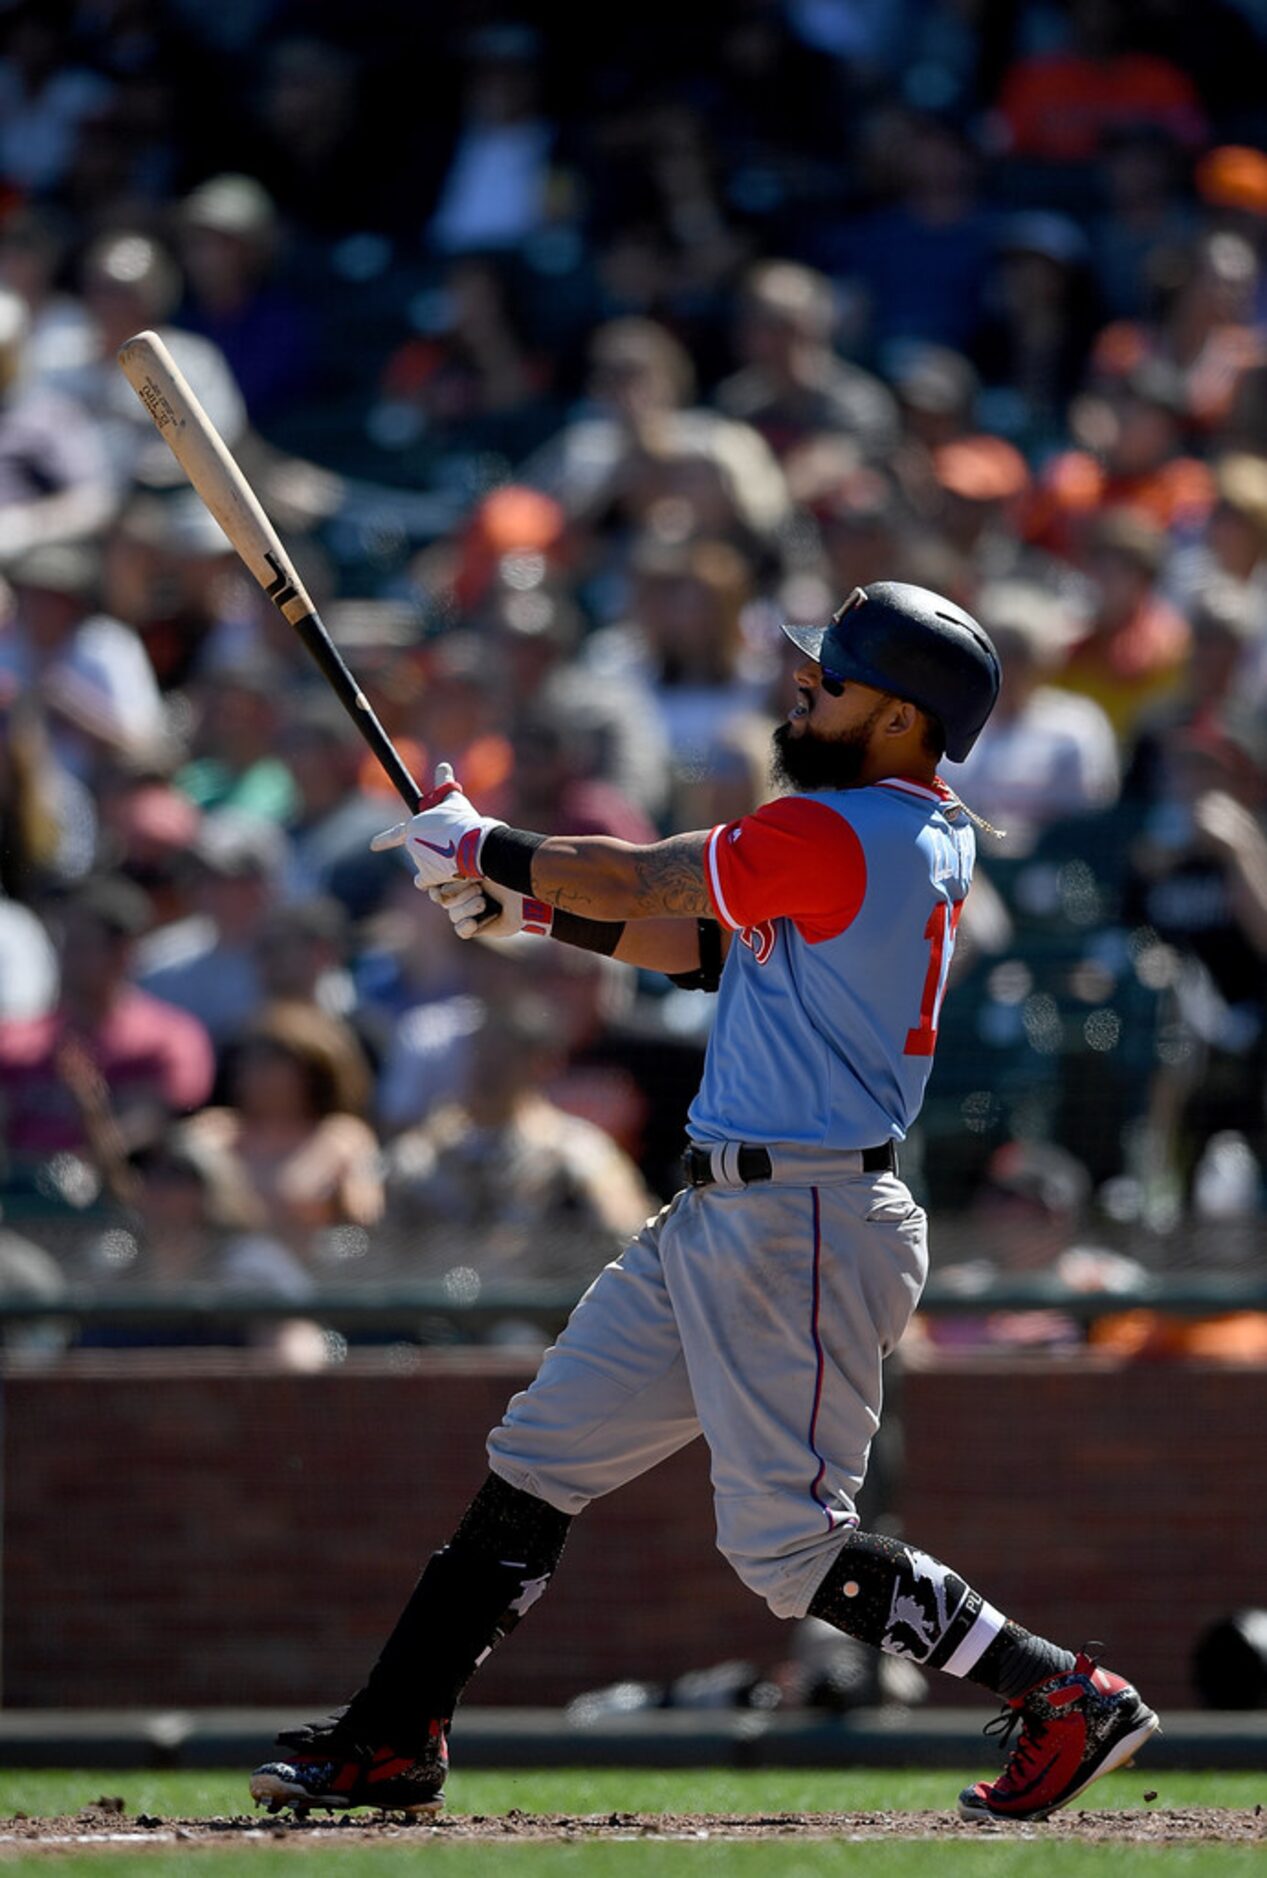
[487,1143,928,1620]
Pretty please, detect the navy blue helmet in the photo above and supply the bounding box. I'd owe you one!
[781,582,1001,761]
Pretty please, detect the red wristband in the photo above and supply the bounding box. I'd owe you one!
[521,897,555,937]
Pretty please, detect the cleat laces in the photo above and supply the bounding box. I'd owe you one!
[983,1703,1048,1790]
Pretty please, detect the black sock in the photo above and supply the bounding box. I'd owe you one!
[345,1473,572,1743]
[968,1622,1076,1701]
[809,1530,1073,1696]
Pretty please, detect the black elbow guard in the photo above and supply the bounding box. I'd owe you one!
[666,919,724,992]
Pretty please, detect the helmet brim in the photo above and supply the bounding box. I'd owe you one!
[780,619,828,662]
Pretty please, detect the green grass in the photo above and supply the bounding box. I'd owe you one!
[0,1766,1261,1818]
[0,1769,1261,1876]
[12,1851,1267,1878]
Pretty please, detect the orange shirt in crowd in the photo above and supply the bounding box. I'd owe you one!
[1022,452,1216,560]
[998,53,1206,163]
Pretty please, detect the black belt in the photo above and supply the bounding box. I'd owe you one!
[681,1141,896,1187]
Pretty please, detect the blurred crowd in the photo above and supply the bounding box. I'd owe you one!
[2,0,1267,1355]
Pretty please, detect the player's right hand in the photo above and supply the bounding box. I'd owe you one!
[429,877,554,941]
[371,762,505,889]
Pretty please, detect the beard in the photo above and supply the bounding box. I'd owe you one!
[771,705,885,792]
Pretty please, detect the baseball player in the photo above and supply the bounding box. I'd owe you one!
[251,583,1158,1824]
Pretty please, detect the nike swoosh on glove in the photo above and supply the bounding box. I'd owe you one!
[370,763,506,889]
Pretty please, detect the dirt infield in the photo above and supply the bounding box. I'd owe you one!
[0,1802,1262,1849]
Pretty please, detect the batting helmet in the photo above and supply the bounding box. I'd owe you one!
[781,582,1001,761]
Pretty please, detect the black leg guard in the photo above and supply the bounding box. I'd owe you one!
[809,1529,989,1668]
[347,1473,572,1740]
[809,1530,1074,1696]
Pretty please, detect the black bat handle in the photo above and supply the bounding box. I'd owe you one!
[289,608,424,811]
[289,605,497,922]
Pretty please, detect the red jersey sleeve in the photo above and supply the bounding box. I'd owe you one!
[704,797,867,942]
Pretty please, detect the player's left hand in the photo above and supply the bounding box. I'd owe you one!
[370,762,505,889]
[429,877,554,940]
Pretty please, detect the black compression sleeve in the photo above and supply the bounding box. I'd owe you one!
[550,910,625,956]
[480,825,544,896]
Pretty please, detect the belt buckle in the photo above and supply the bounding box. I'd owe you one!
[682,1145,712,1187]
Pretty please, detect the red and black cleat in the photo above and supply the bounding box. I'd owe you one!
[250,1714,448,1816]
[959,1651,1160,1824]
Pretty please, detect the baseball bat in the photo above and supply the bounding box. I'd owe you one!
[116,328,426,812]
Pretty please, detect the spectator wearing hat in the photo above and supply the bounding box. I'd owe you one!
[43,231,245,490]
[0,876,214,1188]
[927,434,1034,582]
[0,285,115,564]
[954,580,1119,853]
[0,539,167,781]
[132,808,287,1047]
[176,173,316,430]
[713,260,898,462]
[1057,509,1191,742]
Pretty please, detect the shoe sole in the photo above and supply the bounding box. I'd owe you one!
[957,1706,1161,1824]
[249,1769,445,1817]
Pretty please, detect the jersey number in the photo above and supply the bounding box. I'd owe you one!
[904,901,963,1057]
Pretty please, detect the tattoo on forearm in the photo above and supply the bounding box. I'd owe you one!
[629,834,712,916]
[549,882,600,914]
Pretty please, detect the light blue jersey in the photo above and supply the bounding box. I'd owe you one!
[690,777,975,1148]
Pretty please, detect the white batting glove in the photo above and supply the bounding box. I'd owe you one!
[370,762,506,890]
[429,877,555,940]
